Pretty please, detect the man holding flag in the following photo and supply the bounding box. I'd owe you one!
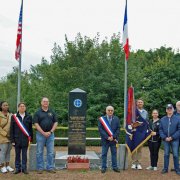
[131,99,150,169]
[98,106,120,173]
[125,86,151,170]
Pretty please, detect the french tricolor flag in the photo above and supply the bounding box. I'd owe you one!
[123,0,129,60]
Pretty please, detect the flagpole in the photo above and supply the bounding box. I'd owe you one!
[123,58,127,128]
[16,0,23,108]
[122,0,129,128]
[17,55,21,107]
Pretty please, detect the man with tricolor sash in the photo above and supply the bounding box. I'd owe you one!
[98,106,120,173]
[10,102,33,174]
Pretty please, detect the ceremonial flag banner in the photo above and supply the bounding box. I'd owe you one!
[123,0,129,60]
[125,86,151,155]
[15,0,23,61]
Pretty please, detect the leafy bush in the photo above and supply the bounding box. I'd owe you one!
[32,126,126,146]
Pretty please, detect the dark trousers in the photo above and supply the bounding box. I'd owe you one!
[101,142,117,169]
[148,141,161,167]
[15,145,28,171]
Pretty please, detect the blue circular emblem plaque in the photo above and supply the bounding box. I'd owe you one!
[74,99,82,108]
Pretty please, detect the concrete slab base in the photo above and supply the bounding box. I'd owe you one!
[55,151,100,168]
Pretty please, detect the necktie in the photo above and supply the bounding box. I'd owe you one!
[109,117,112,125]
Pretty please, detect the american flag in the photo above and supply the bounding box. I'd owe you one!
[123,0,129,60]
[15,0,23,61]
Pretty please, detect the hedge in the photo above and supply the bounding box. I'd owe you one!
[32,126,126,146]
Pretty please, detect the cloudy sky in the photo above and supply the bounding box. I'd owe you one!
[0,0,180,78]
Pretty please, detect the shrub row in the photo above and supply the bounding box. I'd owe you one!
[32,127,126,146]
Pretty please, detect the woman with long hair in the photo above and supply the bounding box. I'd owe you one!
[0,101,14,173]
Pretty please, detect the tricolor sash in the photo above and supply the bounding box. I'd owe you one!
[99,116,118,143]
[99,116,113,137]
[12,114,31,142]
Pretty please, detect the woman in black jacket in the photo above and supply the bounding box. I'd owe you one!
[10,102,33,174]
[146,109,161,171]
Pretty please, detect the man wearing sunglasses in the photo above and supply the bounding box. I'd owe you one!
[98,106,120,173]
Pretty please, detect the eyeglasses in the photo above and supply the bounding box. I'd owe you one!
[108,110,113,112]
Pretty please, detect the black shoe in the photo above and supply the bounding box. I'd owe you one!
[161,169,168,174]
[47,169,56,173]
[101,169,106,173]
[113,168,120,173]
[22,170,29,174]
[37,170,43,174]
[14,170,21,174]
[171,168,175,172]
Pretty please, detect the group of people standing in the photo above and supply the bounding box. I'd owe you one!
[1,97,180,175]
[98,100,180,176]
[146,102,180,175]
[0,97,58,174]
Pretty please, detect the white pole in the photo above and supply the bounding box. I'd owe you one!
[17,56,21,108]
[123,58,127,128]
[17,0,23,109]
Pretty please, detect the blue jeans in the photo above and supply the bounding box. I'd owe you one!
[36,131,55,170]
[163,140,179,171]
[101,142,117,169]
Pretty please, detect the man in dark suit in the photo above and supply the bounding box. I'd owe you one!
[98,105,120,173]
[10,102,33,174]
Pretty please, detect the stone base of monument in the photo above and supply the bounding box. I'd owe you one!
[55,151,100,169]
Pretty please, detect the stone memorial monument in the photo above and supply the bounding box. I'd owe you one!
[55,88,99,169]
[68,88,87,155]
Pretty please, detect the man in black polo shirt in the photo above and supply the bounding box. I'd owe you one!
[34,97,58,173]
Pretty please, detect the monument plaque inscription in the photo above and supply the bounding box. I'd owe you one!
[68,88,87,155]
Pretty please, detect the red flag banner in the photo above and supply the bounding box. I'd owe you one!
[126,86,135,125]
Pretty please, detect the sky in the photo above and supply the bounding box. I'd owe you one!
[0,0,180,78]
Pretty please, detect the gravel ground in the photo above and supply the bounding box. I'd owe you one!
[0,146,179,180]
